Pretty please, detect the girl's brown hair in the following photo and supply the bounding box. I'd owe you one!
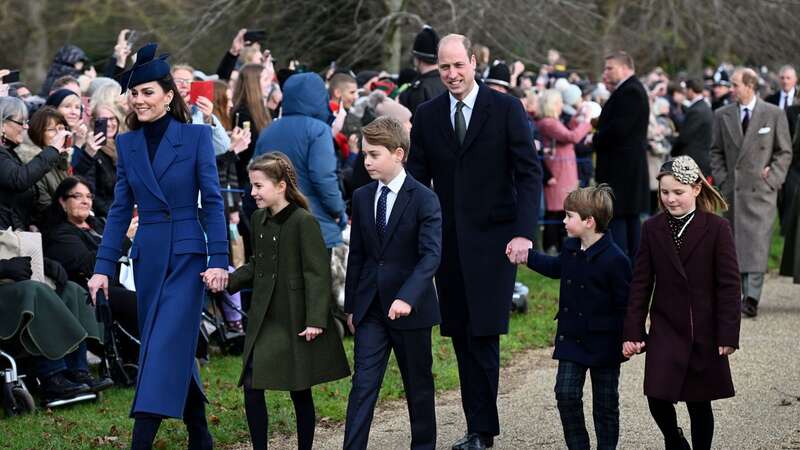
[212,80,232,131]
[28,106,68,148]
[232,63,271,132]
[656,173,728,213]
[247,152,309,210]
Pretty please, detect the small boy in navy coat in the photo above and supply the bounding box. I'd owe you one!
[522,184,631,450]
[343,117,442,450]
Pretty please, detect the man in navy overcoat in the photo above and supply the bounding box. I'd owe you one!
[407,34,542,449]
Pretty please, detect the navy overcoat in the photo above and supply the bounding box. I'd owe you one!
[94,119,228,418]
[407,83,542,336]
[527,234,631,367]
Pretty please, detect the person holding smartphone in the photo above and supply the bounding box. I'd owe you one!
[171,64,231,157]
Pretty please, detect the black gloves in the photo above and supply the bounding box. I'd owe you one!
[0,256,33,282]
[43,257,69,294]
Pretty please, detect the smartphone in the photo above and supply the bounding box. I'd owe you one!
[94,118,109,144]
[189,81,213,105]
[64,134,73,149]
[243,29,266,43]
[1,70,20,84]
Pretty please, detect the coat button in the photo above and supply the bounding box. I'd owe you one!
[578,312,583,317]
[379,260,385,266]
[563,307,569,312]
[258,252,263,258]
[558,335,564,341]
[580,284,584,289]
[258,273,263,278]
[273,236,277,241]
[272,273,276,279]
[566,279,572,285]
[259,234,263,239]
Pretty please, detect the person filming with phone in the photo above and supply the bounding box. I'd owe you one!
[171,64,231,156]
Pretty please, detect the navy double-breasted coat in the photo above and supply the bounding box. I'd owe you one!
[94,119,228,418]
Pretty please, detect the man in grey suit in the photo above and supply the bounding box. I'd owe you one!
[673,79,713,176]
[710,67,793,318]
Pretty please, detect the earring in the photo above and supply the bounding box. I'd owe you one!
[165,104,171,112]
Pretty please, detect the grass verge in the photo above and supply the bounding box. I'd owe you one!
[0,268,559,450]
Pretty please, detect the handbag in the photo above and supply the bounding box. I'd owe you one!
[0,227,56,289]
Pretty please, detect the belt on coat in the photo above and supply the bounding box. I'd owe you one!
[137,204,199,224]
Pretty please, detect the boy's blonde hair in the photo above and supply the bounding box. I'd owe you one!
[361,116,409,162]
[563,184,614,233]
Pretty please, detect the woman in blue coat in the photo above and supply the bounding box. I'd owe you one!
[87,44,228,450]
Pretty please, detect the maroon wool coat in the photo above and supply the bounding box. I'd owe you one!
[623,211,742,402]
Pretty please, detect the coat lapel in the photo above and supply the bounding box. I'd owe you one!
[654,214,688,279]
[679,211,708,264]
[380,176,414,254]
[460,84,491,156]
[738,99,767,165]
[362,181,381,259]
[152,119,181,181]
[723,105,743,146]
[128,129,168,205]
[437,94,458,154]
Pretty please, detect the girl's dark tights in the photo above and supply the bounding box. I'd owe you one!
[647,396,714,450]
[244,387,315,450]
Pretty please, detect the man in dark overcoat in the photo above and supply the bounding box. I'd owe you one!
[407,34,542,450]
[592,51,650,259]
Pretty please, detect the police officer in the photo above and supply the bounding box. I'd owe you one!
[399,25,447,117]
[484,60,511,94]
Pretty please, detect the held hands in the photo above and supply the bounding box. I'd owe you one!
[719,346,736,356]
[298,326,323,341]
[622,341,646,358]
[505,237,533,265]
[87,273,109,305]
[201,268,229,293]
[387,299,412,320]
[346,313,355,334]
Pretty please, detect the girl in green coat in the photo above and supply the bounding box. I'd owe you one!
[223,152,350,450]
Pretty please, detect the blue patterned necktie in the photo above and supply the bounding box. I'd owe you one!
[376,186,390,241]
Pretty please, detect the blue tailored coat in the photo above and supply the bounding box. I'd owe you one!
[526,234,631,367]
[344,174,443,330]
[94,119,228,418]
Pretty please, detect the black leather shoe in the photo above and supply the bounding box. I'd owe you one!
[40,372,92,400]
[742,297,758,318]
[452,433,486,450]
[67,370,114,392]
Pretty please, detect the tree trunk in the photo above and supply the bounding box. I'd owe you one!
[383,0,406,73]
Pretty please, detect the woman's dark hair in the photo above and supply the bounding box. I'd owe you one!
[125,73,192,130]
[44,176,93,230]
[28,106,68,148]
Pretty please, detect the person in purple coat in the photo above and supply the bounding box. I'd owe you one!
[623,156,741,450]
[87,44,228,450]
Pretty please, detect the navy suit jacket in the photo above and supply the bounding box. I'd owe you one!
[344,173,442,330]
[527,234,631,367]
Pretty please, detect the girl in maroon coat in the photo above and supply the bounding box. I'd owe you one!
[622,156,741,450]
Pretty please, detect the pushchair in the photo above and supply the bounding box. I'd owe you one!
[0,346,35,417]
[94,290,140,387]
[200,288,247,358]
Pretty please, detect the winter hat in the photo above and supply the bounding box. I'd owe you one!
[412,26,440,64]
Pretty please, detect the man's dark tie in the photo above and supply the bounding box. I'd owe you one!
[742,108,750,135]
[455,101,466,145]
[376,186,390,242]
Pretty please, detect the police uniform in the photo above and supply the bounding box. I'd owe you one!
[399,25,447,118]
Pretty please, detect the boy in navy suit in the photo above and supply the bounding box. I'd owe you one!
[520,184,631,450]
[343,117,443,450]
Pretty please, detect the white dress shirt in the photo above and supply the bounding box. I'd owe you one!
[374,168,407,226]
[780,88,796,109]
[449,81,480,130]
[739,97,757,122]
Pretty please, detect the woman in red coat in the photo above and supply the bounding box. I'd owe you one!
[536,89,592,252]
[623,156,741,450]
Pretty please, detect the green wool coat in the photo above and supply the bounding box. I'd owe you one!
[0,280,102,360]
[228,203,350,391]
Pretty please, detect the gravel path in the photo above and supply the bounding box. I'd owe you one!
[260,275,800,449]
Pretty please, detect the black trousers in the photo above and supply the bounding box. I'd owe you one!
[130,379,212,450]
[452,333,500,437]
[647,396,714,450]
[344,301,436,450]
[543,210,567,252]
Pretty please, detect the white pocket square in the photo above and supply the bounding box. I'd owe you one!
[758,127,771,134]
